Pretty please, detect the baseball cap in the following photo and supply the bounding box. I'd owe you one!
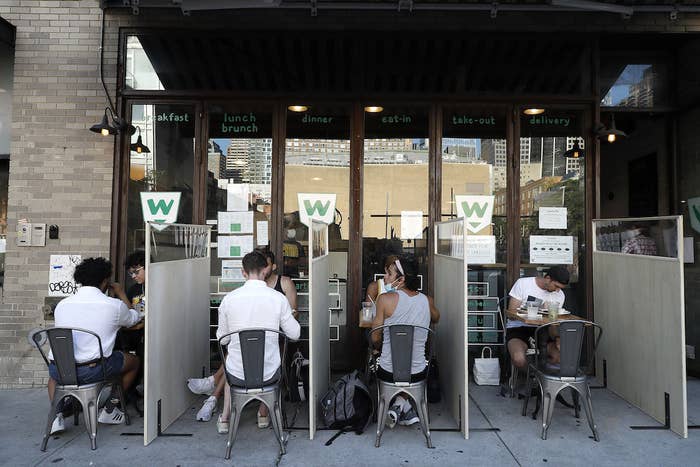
[545,266,570,285]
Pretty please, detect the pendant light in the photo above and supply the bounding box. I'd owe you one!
[130,126,151,154]
[564,140,584,159]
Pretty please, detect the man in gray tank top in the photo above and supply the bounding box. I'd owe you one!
[371,254,440,428]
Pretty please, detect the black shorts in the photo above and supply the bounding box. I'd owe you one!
[506,326,536,344]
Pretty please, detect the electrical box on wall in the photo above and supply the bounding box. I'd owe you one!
[16,222,47,247]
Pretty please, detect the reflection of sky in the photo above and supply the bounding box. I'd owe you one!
[212,138,229,154]
[603,64,651,105]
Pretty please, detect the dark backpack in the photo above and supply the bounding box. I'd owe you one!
[287,350,309,402]
[320,370,373,434]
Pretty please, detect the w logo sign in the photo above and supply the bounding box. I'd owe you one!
[455,195,494,234]
[140,192,181,231]
[689,197,700,234]
[298,193,336,226]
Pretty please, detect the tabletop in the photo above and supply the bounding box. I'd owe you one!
[506,308,586,326]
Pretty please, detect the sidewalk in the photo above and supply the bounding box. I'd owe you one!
[2,381,699,467]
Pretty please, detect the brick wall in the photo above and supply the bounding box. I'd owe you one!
[1,1,700,387]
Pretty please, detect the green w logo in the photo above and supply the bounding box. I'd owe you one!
[693,204,700,223]
[304,199,331,217]
[147,198,175,216]
[461,201,489,218]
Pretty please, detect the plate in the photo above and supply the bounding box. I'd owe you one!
[538,309,571,315]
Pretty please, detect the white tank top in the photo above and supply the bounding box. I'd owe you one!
[378,289,430,374]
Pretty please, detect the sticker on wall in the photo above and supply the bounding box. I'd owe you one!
[140,192,181,232]
[217,211,254,234]
[455,195,494,234]
[530,235,574,264]
[297,193,336,226]
[48,255,82,297]
[688,197,700,234]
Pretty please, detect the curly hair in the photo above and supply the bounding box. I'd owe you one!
[124,250,146,269]
[74,257,113,288]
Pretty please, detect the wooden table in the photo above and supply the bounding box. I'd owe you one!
[506,309,586,326]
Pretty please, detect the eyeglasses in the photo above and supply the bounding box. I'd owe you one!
[128,266,143,277]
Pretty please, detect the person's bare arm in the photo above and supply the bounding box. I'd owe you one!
[371,294,389,347]
[508,296,522,313]
[427,296,440,324]
[109,282,132,309]
[280,276,298,318]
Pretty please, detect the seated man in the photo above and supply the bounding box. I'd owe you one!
[371,254,439,428]
[215,251,301,434]
[506,265,569,371]
[188,247,297,426]
[48,257,143,434]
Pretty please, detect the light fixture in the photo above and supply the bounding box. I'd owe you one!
[90,107,118,136]
[596,114,627,143]
[364,106,384,113]
[288,105,308,112]
[564,140,584,159]
[311,177,323,181]
[130,126,150,154]
[523,108,545,115]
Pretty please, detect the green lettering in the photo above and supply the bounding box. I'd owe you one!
[461,201,488,218]
[304,199,331,217]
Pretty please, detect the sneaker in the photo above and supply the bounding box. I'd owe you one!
[386,404,401,429]
[196,396,217,422]
[187,376,215,395]
[217,414,229,434]
[98,407,125,424]
[257,411,270,429]
[50,413,65,434]
[398,408,420,426]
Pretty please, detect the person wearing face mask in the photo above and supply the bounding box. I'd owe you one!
[365,255,402,304]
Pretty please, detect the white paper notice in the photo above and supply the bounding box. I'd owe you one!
[684,237,695,264]
[538,207,568,229]
[221,260,244,281]
[401,211,423,240]
[217,235,254,258]
[466,236,496,265]
[256,221,269,246]
[530,235,574,264]
[218,211,253,234]
[227,184,249,212]
[48,255,82,296]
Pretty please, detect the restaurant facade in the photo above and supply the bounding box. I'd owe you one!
[1,0,700,387]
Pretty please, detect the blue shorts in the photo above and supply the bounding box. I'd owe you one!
[49,351,125,385]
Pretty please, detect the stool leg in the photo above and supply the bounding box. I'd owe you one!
[114,383,131,426]
[41,397,60,451]
[375,394,388,448]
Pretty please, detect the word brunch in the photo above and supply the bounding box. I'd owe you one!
[220,113,259,134]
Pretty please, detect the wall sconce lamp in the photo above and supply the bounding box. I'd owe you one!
[564,140,584,159]
[130,126,150,154]
[596,114,627,143]
[90,107,118,136]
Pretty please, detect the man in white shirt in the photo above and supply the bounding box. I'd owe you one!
[216,250,300,433]
[506,266,569,370]
[48,257,143,433]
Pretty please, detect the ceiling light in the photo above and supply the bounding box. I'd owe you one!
[130,126,151,154]
[564,140,584,159]
[596,114,627,143]
[288,105,308,112]
[311,177,323,181]
[523,108,545,115]
[364,106,384,113]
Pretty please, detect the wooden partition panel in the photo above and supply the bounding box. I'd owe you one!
[144,256,210,445]
[434,219,468,438]
[308,221,330,439]
[593,250,687,437]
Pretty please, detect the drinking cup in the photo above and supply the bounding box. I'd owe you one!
[548,302,560,320]
[527,303,539,317]
[361,302,374,323]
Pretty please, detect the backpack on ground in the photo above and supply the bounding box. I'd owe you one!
[320,370,373,434]
[287,349,309,402]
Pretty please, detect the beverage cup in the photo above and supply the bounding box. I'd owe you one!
[361,302,374,323]
[548,302,559,321]
[527,303,539,317]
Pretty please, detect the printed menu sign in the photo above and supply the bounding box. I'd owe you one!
[530,235,574,264]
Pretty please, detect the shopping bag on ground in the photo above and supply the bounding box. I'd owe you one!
[473,347,500,386]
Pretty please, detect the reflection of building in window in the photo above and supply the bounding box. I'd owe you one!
[566,157,581,174]
[222,139,272,183]
[207,140,225,180]
[602,64,655,108]
[442,138,479,161]
[125,36,164,91]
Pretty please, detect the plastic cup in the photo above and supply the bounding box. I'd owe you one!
[361,302,374,323]
[527,303,539,317]
[548,302,560,321]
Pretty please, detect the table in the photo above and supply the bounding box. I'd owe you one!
[506,309,586,326]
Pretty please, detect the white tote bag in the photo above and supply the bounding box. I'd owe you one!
[473,347,500,386]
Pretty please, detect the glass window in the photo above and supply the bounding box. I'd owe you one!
[126,103,195,254]
[362,106,429,292]
[519,109,586,315]
[125,36,164,91]
[600,49,670,109]
[442,107,508,303]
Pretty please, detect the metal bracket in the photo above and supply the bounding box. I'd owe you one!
[670,5,679,21]
[491,2,499,19]
[310,0,317,17]
[398,0,413,12]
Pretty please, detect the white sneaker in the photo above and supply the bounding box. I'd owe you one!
[98,407,125,424]
[187,376,215,395]
[50,413,65,434]
[196,396,217,422]
[257,411,270,429]
[217,414,229,434]
[386,405,400,429]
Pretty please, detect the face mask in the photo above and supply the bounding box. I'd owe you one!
[383,280,398,293]
[287,229,296,239]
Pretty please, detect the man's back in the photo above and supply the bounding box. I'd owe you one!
[217,279,300,381]
[53,286,138,362]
